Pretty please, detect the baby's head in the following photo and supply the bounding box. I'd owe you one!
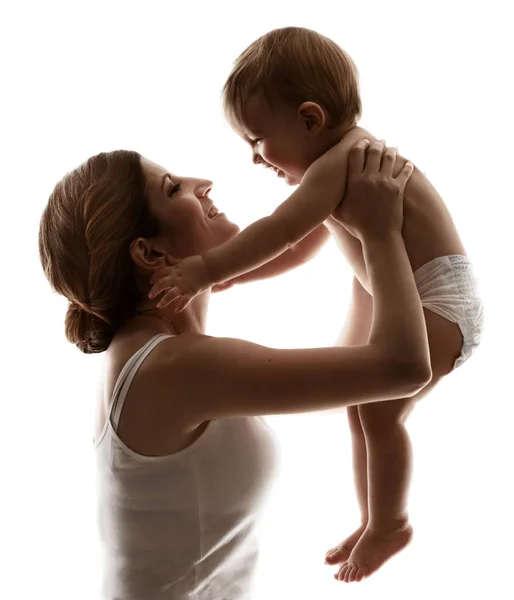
[222,27,362,185]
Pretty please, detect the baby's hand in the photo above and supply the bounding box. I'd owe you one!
[211,280,236,293]
[148,255,211,312]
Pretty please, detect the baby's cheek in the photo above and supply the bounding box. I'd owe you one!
[259,144,278,166]
[274,151,301,174]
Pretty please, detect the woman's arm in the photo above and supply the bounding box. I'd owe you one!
[152,232,431,425]
[146,141,432,426]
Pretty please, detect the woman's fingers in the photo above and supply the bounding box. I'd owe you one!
[363,139,386,173]
[380,146,398,177]
[347,138,370,177]
[394,160,415,193]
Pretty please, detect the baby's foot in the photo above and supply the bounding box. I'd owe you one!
[335,523,413,583]
[324,524,367,565]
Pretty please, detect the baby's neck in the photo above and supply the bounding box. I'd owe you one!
[316,121,359,158]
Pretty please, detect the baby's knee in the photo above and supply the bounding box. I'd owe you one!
[358,399,415,436]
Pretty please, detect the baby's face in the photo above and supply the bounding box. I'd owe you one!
[240,93,324,186]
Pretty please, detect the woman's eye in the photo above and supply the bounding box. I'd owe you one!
[168,182,182,197]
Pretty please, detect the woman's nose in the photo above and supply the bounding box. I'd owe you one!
[196,179,213,197]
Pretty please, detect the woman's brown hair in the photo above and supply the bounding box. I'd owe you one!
[39,150,160,354]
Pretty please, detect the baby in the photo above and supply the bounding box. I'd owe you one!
[148,27,484,583]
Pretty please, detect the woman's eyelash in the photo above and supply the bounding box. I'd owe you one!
[168,182,182,197]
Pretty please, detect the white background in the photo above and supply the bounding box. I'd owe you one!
[1,1,513,598]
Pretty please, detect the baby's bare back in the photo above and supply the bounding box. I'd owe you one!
[325,128,467,376]
[326,126,467,294]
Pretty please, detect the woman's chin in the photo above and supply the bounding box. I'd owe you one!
[224,222,241,239]
[212,219,240,247]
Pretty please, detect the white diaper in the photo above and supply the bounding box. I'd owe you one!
[413,254,484,370]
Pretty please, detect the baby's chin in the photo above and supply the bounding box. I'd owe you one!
[283,172,302,186]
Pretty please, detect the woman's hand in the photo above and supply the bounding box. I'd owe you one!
[332,139,414,241]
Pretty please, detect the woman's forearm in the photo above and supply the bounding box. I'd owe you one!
[363,232,431,374]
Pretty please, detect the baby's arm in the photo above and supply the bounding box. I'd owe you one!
[205,140,353,284]
[220,224,330,287]
[148,138,362,311]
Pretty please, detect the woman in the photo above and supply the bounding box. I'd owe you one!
[38,139,431,599]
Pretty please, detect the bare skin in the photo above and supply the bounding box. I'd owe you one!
[228,125,468,581]
[324,280,463,582]
[232,105,469,582]
[144,91,470,581]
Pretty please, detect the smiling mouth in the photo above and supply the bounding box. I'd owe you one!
[266,164,284,177]
[207,204,220,218]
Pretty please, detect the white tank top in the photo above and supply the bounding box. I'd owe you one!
[94,333,282,599]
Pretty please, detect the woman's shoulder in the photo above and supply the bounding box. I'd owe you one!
[105,328,201,394]
[98,330,209,454]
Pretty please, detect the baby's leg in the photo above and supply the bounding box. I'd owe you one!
[348,406,369,526]
[325,278,373,566]
[336,308,463,583]
[331,406,369,562]
[360,396,418,530]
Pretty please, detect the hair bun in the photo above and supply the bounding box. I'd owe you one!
[65,301,114,354]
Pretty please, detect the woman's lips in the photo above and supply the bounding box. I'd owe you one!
[207,205,219,218]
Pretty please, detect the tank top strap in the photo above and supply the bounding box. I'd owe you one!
[108,333,174,432]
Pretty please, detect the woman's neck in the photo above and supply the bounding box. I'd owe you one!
[133,292,209,336]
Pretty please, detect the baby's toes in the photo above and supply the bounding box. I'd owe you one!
[345,563,359,583]
[325,545,350,565]
[335,563,349,581]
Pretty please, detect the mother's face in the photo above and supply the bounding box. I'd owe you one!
[141,158,240,258]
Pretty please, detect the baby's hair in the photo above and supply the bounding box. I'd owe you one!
[222,27,362,133]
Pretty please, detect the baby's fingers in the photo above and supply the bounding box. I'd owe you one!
[165,255,180,266]
[155,287,182,308]
[174,293,194,313]
[148,276,176,300]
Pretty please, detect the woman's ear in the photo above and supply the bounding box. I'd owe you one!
[130,237,168,269]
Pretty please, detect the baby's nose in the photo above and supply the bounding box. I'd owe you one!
[252,150,263,166]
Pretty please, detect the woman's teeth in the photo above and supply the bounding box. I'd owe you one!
[207,205,219,218]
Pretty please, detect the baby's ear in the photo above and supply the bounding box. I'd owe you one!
[297,102,326,133]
